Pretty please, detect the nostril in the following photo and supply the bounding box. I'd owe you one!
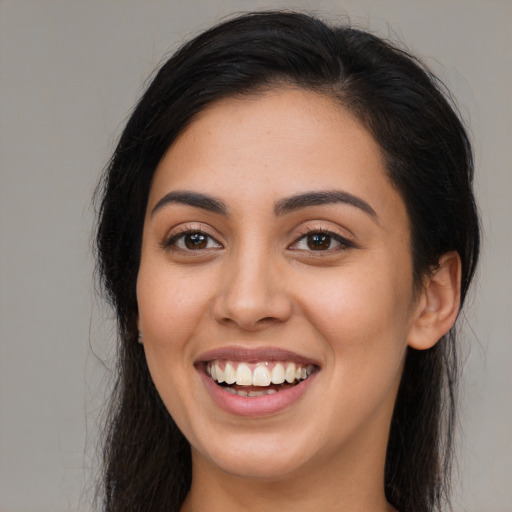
[217,315,282,331]
[259,316,282,324]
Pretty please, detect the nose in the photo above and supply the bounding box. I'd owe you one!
[212,247,293,331]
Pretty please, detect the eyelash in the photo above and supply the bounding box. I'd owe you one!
[163,226,222,252]
[290,227,355,253]
[163,225,354,254]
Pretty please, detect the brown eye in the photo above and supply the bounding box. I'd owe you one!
[184,232,208,249]
[290,230,353,253]
[166,230,222,251]
[307,233,332,250]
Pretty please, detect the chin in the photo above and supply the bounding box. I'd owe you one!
[192,429,318,480]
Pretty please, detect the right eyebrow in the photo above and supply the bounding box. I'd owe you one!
[150,190,229,217]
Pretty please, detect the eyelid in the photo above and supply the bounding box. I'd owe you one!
[162,223,223,251]
[288,224,356,252]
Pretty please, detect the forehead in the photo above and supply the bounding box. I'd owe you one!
[148,88,404,224]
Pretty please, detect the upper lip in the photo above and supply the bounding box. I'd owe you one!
[195,346,321,366]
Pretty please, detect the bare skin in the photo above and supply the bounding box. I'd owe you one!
[137,88,460,511]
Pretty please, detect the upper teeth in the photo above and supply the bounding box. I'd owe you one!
[206,360,314,387]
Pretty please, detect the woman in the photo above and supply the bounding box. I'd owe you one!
[95,11,479,512]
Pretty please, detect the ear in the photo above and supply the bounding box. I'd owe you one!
[408,251,462,350]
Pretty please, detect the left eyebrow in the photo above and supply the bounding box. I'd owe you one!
[151,190,229,217]
[274,190,377,219]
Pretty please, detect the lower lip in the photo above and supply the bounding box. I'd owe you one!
[198,368,318,417]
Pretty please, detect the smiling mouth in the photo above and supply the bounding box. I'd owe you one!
[206,360,317,397]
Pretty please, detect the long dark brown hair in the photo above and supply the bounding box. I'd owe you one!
[95,11,480,512]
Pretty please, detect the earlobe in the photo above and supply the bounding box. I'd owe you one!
[408,251,462,350]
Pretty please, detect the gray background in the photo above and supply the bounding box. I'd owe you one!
[0,1,510,511]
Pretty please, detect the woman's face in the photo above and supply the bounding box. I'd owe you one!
[137,89,422,480]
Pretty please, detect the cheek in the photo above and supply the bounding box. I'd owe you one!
[135,269,207,400]
[297,262,414,422]
[297,259,414,357]
[137,264,213,340]
[136,266,206,414]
